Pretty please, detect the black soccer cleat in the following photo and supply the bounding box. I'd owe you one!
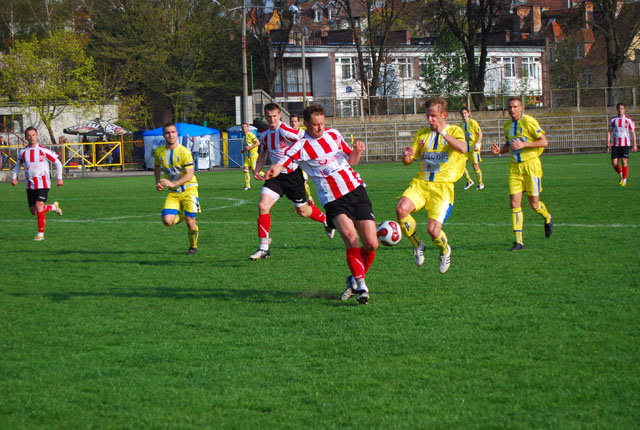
[510,242,524,252]
[544,218,553,238]
[186,247,197,255]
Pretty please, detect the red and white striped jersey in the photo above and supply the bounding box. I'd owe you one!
[259,121,304,174]
[609,115,636,147]
[280,128,364,206]
[12,144,63,190]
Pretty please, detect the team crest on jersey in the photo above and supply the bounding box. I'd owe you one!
[39,154,45,162]
[280,142,287,149]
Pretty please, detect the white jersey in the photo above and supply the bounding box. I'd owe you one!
[280,128,364,206]
[12,144,63,190]
[259,121,304,174]
[609,115,636,147]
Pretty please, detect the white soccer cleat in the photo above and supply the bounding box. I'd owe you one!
[413,241,426,266]
[324,221,335,239]
[357,288,369,305]
[341,275,357,301]
[439,245,451,274]
[249,248,270,260]
[34,234,45,241]
[53,201,62,216]
[463,181,474,190]
[477,184,485,190]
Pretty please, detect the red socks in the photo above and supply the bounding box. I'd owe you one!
[43,204,54,212]
[37,211,46,233]
[308,204,326,224]
[360,248,375,274]
[258,213,271,238]
[623,166,629,180]
[346,247,365,280]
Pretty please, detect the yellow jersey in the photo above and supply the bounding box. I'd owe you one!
[503,114,545,163]
[410,125,466,183]
[243,132,259,157]
[459,119,481,152]
[154,144,197,191]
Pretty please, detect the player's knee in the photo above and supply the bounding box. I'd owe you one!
[162,217,174,226]
[363,239,378,253]
[427,224,441,238]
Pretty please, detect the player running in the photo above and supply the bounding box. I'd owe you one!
[396,97,467,274]
[154,122,200,255]
[265,104,377,305]
[250,103,334,261]
[241,122,260,190]
[459,107,485,190]
[290,113,315,206]
[11,127,63,241]
[491,96,553,251]
[607,102,637,186]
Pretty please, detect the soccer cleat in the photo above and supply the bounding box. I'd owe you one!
[477,184,485,190]
[324,221,335,239]
[618,177,624,186]
[439,245,451,274]
[621,180,627,187]
[34,234,45,241]
[249,248,270,260]
[357,289,369,305]
[52,201,62,216]
[544,217,553,238]
[413,241,426,266]
[510,242,524,251]
[341,275,357,301]
[463,181,474,190]
[243,186,251,191]
[186,247,197,255]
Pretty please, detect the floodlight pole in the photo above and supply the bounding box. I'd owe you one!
[242,1,249,124]
[301,27,307,108]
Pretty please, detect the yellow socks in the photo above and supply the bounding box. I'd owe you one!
[475,169,483,185]
[244,171,251,188]
[463,168,472,182]
[512,207,523,244]
[399,215,420,248]
[189,227,199,249]
[535,201,551,224]
[432,231,448,254]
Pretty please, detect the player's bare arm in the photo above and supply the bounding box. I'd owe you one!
[264,163,284,180]
[607,129,612,149]
[154,164,164,191]
[159,166,194,189]
[442,132,467,153]
[491,142,508,155]
[632,129,637,152]
[476,129,483,151]
[510,134,548,151]
[254,150,268,180]
[348,140,365,166]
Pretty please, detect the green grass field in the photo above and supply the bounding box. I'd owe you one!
[1,153,639,428]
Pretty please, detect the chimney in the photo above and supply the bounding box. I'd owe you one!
[532,6,542,35]
[584,1,594,30]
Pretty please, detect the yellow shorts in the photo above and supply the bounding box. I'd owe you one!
[244,154,258,169]
[466,151,482,164]
[162,186,201,217]
[509,158,543,196]
[401,178,454,225]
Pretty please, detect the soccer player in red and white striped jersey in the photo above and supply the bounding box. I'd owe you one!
[249,103,334,261]
[265,104,377,305]
[11,127,63,240]
[607,103,637,186]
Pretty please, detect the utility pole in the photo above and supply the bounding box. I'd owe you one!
[241,0,249,124]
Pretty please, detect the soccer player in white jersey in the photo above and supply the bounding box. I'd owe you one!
[607,103,637,186]
[250,103,334,261]
[11,127,63,241]
[264,104,377,305]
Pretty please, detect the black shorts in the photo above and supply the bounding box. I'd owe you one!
[611,146,630,159]
[27,188,49,207]
[324,185,375,227]
[263,167,307,205]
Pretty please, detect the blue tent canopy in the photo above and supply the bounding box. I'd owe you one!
[143,122,219,137]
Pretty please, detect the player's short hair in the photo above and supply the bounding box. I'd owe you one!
[460,106,469,114]
[616,102,625,109]
[162,122,177,132]
[303,105,326,123]
[290,114,300,121]
[425,97,448,113]
[507,96,522,105]
[25,126,38,136]
[241,122,249,126]
[264,103,281,114]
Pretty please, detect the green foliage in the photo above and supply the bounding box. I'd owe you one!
[550,39,586,89]
[0,29,99,144]
[420,29,468,96]
[1,154,639,426]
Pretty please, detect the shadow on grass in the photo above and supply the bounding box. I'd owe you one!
[10,286,346,304]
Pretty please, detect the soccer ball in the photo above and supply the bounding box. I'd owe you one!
[377,220,402,246]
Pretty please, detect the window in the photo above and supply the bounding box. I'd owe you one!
[339,57,357,80]
[500,57,516,78]
[395,57,413,79]
[337,100,360,117]
[521,57,540,80]
[314,7,323,22]
[286,65,311,94]
[0,115,23,134]
[274,71,283,94]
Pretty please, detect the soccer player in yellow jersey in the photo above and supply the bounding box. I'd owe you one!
[396,98,467,274]
[241,122,260,190]
[154,122,201,255]
[491,96,553,251]
[459,107,485,190]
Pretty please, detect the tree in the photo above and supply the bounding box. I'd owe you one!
[0,29,99,144]
[335,0,409,100]
[429,0,510,109]
[591,1,640,91]
[549,38,586,89]
[420,29,468,96]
